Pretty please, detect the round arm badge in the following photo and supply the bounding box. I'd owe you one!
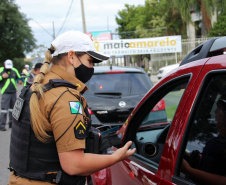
[74,120,86,139]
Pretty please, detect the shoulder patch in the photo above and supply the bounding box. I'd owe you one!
[12,97,24,121]
[69,101,83,114]
[74,120,86,139]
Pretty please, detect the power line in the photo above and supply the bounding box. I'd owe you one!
[56,0,74,36]
[29,18,54,39]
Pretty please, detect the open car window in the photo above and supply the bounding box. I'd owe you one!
[127,76,190,170]
[176,73,226,185]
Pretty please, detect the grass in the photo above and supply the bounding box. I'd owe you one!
[165,105,178,120]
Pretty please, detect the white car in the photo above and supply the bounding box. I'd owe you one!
[157,63,179,80]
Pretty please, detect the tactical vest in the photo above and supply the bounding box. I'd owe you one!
[10,79,86,182]
[0,67,21,94]
[10,79,121,183]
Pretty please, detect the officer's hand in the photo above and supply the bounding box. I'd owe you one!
[2,72,9,78]
[112,141,136,162]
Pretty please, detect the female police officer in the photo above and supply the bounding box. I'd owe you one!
[8,30,136,185]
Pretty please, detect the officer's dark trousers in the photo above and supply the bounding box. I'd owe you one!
[0,92,16,129]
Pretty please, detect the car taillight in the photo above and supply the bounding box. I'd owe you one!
[151,99,165,112]
[105,71,126,74]
[87,107,94,115]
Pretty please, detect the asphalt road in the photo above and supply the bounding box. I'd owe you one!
[0,127,11,185]
[0,76,158,185]
[0,84,23,185]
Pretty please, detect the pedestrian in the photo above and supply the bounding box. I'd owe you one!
[8,30,136,185]
[24,62,43,86]
[20,64,30,83]
[22,64,30,76]
[0,59,22,131]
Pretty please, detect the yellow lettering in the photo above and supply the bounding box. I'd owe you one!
[160,40,165,46]
[167,37,169,46]
[155,41,159,46]
[170,40,176,46]
[129,42,136,48]
[137,42,146,48]
[147,41,153,47]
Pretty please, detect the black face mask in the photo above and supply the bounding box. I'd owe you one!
[74,63,94,84]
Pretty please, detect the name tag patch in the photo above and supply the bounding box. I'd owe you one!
[69,101,83,114]
[12,97,24,121]
[74,121,86,139]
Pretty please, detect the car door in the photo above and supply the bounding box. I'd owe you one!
[106,73,196,185]
[91,59,208,185]
[171,58,226,185]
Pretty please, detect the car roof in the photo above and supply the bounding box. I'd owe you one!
[93,66,146,73]
[180,36,226,66]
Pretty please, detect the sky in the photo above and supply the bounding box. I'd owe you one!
[15,0,145,48]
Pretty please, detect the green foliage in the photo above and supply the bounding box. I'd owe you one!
[0,0,36,67]
[171,0,192,22]
[170,0,226,34]
[116,0,186,39]
[208,13,226,36]
[171,0,217,23]
[116,4,144,39]
[217,0,226,13]
[165,105,178,120]
[30,45,47,59]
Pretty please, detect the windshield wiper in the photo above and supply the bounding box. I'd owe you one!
[94,92,122,97]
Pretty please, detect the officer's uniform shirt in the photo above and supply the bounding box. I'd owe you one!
[39,65,89,153]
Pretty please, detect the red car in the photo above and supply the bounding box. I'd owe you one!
[91,37,226,185]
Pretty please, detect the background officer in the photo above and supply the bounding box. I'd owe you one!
[24,62,43,86]
[0,59,22,131]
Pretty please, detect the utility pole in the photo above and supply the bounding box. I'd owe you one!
[53,22,55,39]
[107,16,109,30]
[80,0,87,33]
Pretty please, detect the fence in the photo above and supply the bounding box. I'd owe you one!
[147,37,210,73]
[99,37,212,73]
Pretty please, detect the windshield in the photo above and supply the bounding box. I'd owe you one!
[85,72,152,96]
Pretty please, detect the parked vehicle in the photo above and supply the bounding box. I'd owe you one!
[84,66,167,126]
[157,63,179,80]
[91,36,226,185]
[147,66,152,77]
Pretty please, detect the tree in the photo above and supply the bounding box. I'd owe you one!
[208,13,226,36]
[115,0,185,39]
[0,0,36,67]
[135,0,168,38]
[171,0,226,36]
[30,45,47,59]
[116,4,144,39]
[115,0,186,68]
[137,0,185,37]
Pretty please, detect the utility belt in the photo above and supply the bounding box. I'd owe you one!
[10,127,120,185]
[11,169,86,185]
[11,169,57,184]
